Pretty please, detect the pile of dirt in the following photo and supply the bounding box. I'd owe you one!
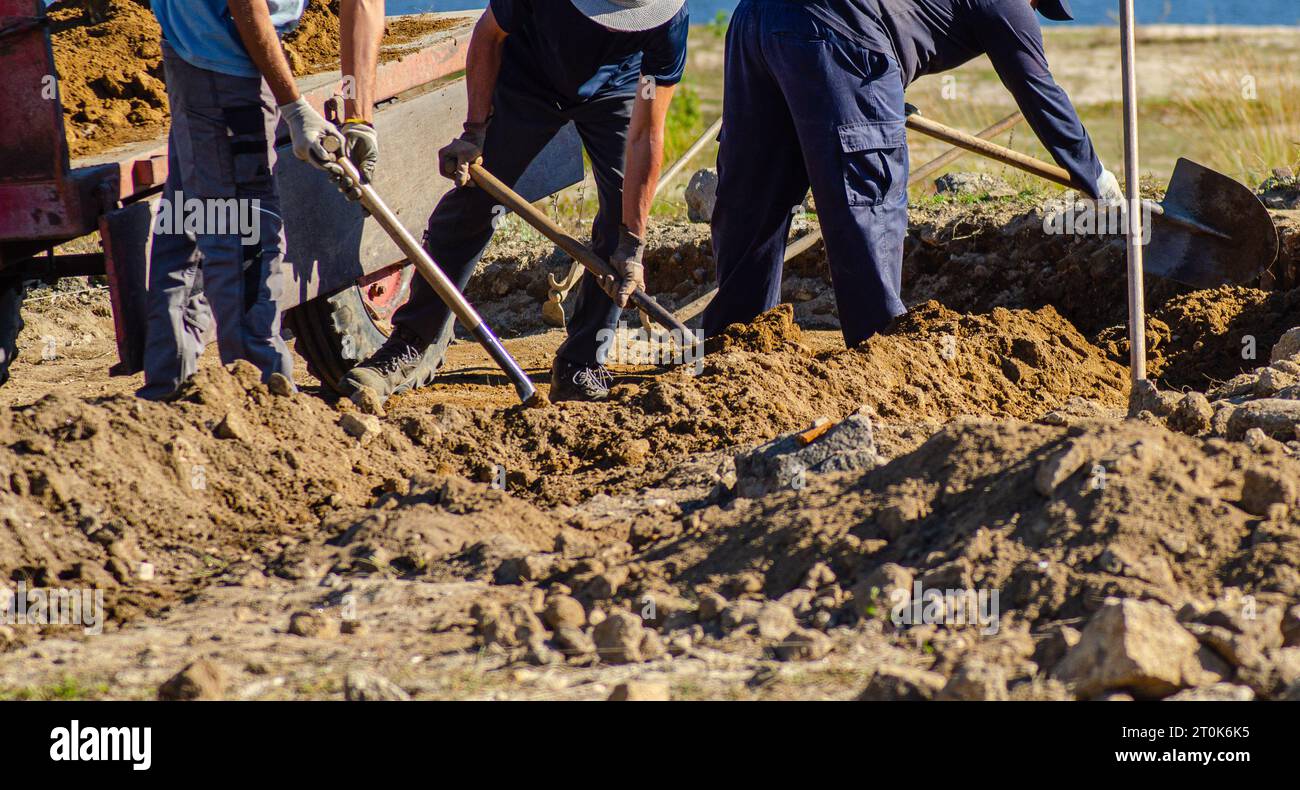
[49,0,168,158]
[49,0,463,159]
[379,303,1128,505]
[0,360,437,624]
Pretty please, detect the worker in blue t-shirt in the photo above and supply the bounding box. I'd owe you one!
[342,0,690,403]
[139,1,384,400]
[706,0,1124,350]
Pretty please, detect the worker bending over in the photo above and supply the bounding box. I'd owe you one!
[343,0,688,403]
[705,0,1122,348]
[139,0,383,399]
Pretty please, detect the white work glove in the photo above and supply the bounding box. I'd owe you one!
[1096,168,1124,201]
[279,97,345,170]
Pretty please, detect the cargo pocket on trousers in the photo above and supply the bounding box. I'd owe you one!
[838,121,906,207]
[222,104,274,196]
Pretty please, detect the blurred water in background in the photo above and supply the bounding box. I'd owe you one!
[389,0,1299,26]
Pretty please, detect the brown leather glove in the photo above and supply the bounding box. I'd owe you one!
[438,120,489,187]
[600,225,647,309]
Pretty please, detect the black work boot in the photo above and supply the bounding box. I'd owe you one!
[549,358,613,403]
[343,326,431,399]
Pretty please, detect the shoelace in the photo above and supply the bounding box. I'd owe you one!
[573,366,613,392]
[372,333,422,375]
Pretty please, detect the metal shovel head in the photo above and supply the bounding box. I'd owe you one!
[1145,158,1279,288]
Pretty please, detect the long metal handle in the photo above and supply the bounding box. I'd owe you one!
[331,155,538,404]
[470,163,692,337]
[1119,0,1148,383]
[905,112,1226,240]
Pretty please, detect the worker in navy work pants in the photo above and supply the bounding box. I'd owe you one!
[344,0,690,403]
[705,0,1124,348]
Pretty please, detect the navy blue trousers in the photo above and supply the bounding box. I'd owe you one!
[705,0,911,348]
[392,81,632,367]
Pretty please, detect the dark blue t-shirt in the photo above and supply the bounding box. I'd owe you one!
[800,0,1105,197]
[490,0,689,106]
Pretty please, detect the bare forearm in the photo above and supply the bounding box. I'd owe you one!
[228,0,298,105]
[341,0,385,122]
[622,130,664,236]
[465,10,506,124]
[622,84,675,235]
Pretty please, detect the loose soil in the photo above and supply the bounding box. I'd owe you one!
[50,0,462,159]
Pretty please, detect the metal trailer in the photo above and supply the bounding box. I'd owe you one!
[0,2,583,389]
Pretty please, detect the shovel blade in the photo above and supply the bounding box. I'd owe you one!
[1145,158,1279,288]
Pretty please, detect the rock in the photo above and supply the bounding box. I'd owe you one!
[553,626,596,658]
[850,563,913,619]
[1178,593,1285,667]
[775,627,832,661]
[803,562,836,590]
[158,659,226,701]
[543,595,587,631]
[1127,379,1179,419]
[734,412,885,498]
[685,168,718,224]
[1226,399,1300,440]
[1168,392,1214,436]
[592,610,645,664]
[938,660,1009,701]
[755,602,797,642]
[934,171,1016,198]
[608,681,670,701]
[1034,623,1082,670]
[339,412,383,443]
[475,602,547,650]
[614,438,651,466]
[267,372,295,397]
[288,610,338,639]
[350,386,387,417]
[1240,467,1297,518]
[1164,683,1255,702]
[344,670,410,701]
[720,599,762,632]
[585,565,629,600]
[639,629,668,661]
[1255,366,1297,397]
[697,591,727,621]
[1034,440,1093,497]
[1284,605,1300,648]
[213,411,250,441]
[1271,327,1300,364]
[858,665,947,701]
[1053,599,1203,699]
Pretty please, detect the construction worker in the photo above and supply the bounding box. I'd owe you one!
[704,0,1124,349]
[342,0,689,403]
[138,0,384,400]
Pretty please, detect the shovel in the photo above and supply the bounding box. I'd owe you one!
[904,112,1279,288]
[322,142,539,405]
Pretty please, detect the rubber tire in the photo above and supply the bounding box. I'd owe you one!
[286,282,441,395]
[0,280,26,388]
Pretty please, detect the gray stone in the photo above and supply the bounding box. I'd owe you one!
[1164,683,1255,702]
[339,412,383,443]
[1226,399,1300,440]
[1240,467,1297,518]
[734,412,885,499]
[685,168,718,224]
[755,602,797,642]
[934,171,1016,198]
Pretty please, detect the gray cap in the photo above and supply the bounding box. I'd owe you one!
[567,0,687,32]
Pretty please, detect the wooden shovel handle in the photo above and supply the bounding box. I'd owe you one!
[905,114,1079,191]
